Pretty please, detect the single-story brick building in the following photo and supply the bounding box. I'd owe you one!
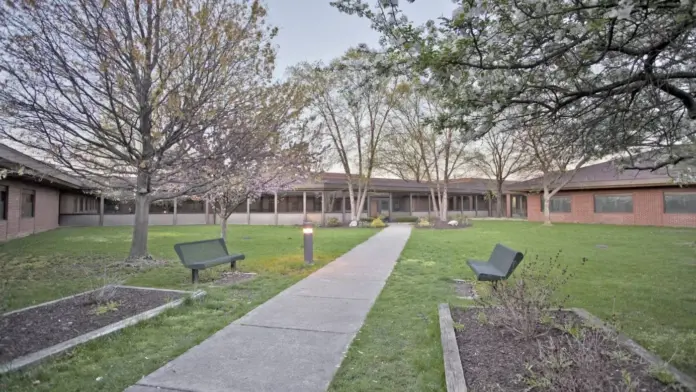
[0,144,89,241]
[509,159,696,227]
[1,143,509,240]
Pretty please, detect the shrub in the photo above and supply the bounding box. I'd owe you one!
[477,251,587,339]
[523,327,644,391]
[416,218,432,228]
[359,217,373,223]
[370,218,386,228]
[326,217,341,227]
[393,216,418,223]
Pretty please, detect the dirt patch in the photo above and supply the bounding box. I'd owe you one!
[453,280,477,299]
[214,271,257,286]
[0,287,183,363]
[451,308,671,391]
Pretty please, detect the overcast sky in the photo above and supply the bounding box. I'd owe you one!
[265,0,457,79]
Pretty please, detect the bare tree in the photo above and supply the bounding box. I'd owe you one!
[520,122,594,226]
[378,113,430,182]
[292,48,399,222]
[389,83,469,222]
[469,127,530,217]
[0,0,276,259]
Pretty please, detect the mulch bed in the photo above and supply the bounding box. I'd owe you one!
[0,287,183,363]
[451,307,671,391]
[415,221,473,230]
[214,271,257,286]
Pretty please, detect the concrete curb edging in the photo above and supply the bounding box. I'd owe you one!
[438,303,467,392]
[440,305,695,392]
[569,307,696,392]
[0,287,206,374]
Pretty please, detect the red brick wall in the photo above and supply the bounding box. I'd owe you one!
[526,187,696,227]
[0,179,61,241]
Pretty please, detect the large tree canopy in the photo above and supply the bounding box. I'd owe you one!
[332,0,696,171]
[0,0,278,258]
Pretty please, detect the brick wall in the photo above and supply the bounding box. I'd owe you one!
[0,179,61,241]
[526,187,696,227]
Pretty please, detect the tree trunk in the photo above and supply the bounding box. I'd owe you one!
[441,187,448,222]
[129,193,151,259]
[347,184,357,221]
[543,187,552,226]
[496,183,504,218]
[429,187,440,221]
[220,216,228,240]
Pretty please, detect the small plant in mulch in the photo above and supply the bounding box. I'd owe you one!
[92,300,120,315]
[451,252,684,391]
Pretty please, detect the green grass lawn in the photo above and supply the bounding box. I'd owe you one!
[0,225,378,392]
[329,221,696,392]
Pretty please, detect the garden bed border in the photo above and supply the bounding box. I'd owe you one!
[0,286,206,374]
[438,304,696,392]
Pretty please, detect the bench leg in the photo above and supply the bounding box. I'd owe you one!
[231,260,236,271]
[192,269,199,284]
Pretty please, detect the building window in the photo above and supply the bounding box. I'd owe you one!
[664,193,696,213]
[21,190,35,218]
[594,194,633,213]
[541,196,571,213]
[0,186,7,220]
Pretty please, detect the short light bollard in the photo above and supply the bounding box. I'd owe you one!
[303,222,314,265]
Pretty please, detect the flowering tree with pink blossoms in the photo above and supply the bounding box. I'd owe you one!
[198,82,323,239]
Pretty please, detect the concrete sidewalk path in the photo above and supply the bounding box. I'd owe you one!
[125,225,412,392]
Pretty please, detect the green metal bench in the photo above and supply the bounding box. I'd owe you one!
[467,243,524,281]
[174,238,246,283]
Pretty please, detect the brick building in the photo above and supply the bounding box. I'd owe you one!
[510,159,696,227]
[0,144,87,241]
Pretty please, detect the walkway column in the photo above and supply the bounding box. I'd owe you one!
[320,191,326,226]
[246,198,251,225]
[99,195,105,226]
[173,197,178,225]
[366,194,371,218]
[474,195,478,217]
[302,191,307,222]
[409,193,413,216]
[341,195,346,223]
[460,195,464,216]
[274,192,279,225]
[205,198,210,224]
[506,194,512,218]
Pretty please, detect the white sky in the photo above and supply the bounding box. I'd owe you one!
[266,0,457,79]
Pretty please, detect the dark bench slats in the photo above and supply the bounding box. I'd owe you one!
[174,238,246,283]
[467,243,523,282]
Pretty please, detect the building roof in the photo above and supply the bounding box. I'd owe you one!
[295,172,506,194]
[509,158,679,192]
[0,143,85,190]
